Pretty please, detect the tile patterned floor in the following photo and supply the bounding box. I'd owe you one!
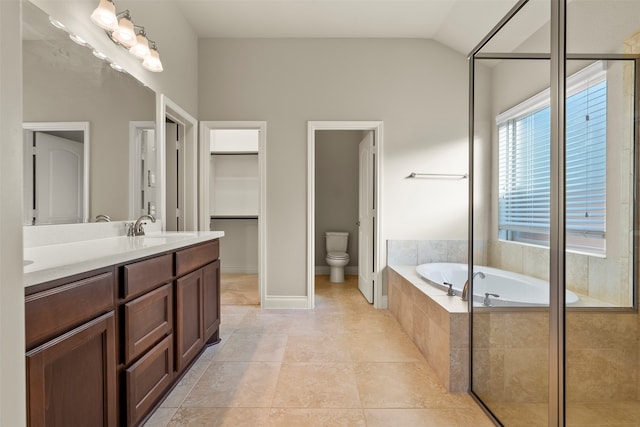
[143,275,494,426]
[219,274,260,305]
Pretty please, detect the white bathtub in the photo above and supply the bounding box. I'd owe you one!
[416,262,579,307]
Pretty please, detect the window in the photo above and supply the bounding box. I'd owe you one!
[497,62,607,253]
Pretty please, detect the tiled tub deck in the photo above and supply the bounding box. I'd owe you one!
[388,265,469,393]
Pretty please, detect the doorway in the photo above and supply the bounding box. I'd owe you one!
[307,121,384,309]
[200,121,267,308]
[158,95,198,231]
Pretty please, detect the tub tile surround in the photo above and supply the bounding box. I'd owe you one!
[487,239,631,307]
[387,266,469,393]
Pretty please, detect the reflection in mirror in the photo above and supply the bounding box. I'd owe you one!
[22,0,156,224]
[23,122,90,225]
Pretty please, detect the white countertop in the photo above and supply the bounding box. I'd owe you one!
[24,231,224,288]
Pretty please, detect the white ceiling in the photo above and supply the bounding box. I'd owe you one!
[171,0,521,55]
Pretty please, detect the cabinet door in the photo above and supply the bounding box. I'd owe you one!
[203,260,220,343]
[26,312,116,427]
[175,269,204,373]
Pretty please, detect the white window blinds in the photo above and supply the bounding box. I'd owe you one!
[497,62,606,252]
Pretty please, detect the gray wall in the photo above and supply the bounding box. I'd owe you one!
[198,38,469,299]
[315,130,360,268]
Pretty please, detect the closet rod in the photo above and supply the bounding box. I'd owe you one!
[406,172,468,179]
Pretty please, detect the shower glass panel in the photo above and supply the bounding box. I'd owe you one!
[470,1,551,425]
[565,0,640,424]
[471,0,640,425]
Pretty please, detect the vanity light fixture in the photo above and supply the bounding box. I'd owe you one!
[48,17,66,30]
[90,0,163,72]
[69,33,88,46]
[110,11,136,47]
[92,49,108,60]
[129,28,150,59]
[110,62,126,73]
[90,0,118,31]
[142,41,163,72]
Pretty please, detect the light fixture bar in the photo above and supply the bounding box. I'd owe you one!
[90,0,163,72]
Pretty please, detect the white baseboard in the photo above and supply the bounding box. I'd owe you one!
[315,266,358,275]
[220,266,259,274]
[262,295,311,309]
[377,295,388,309]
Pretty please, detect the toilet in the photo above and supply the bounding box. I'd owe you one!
[325,232,350,283]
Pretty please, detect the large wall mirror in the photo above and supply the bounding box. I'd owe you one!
[22,0,156,225]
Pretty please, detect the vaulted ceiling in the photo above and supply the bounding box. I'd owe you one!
[171,0,523,55]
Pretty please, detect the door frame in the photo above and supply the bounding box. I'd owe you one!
[157,95,198,231]
[200,121,267,308]
[128,121,155,220]
[307,121,385,309]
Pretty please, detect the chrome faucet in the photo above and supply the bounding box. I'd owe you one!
[461,271,486,301]
[461,280,470,301]
[483,292,500,306]
[444,282,455,296]
[473,271,486,280]
[95,214,110,222]
[133,214,156,236]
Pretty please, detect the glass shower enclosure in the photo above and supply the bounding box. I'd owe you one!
[469,0,640,425]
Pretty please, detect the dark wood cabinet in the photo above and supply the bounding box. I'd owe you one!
[203,260,221,344]
[25,239,220,427]
[26,312,117,427]
[124,283,173,364]
[125,334,173,426]
[175,269,205,373]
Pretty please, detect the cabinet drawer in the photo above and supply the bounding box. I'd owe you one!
[124,283,173,364]
[125,334,173,426]
[25,271,114,350]
[122,254,173,299]
[175,240,219,276]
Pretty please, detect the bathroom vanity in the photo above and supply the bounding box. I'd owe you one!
[23,230,223,427]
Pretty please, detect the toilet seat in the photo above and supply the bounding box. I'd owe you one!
[327,251,349,260]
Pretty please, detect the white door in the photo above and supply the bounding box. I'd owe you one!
[33,132,84,224]
[358,131,375,303]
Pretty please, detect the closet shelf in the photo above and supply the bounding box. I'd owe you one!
[211,151,258,155]
[211,215,258,220]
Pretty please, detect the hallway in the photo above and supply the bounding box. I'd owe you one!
[143,275,493,426]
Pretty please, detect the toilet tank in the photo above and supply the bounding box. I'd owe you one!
[325,232,349,253]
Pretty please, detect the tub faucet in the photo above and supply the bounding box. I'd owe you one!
[461,271,486,301]
[461,280,470,301]
[483,292,500,306]
[444,282,455,296]
[133,214,156,236]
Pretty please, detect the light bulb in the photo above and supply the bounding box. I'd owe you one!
[111,14,137,48]
[142,47,163,73]
[129,32,150,59]
[69,33,88,46]
[90,0,118,31]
